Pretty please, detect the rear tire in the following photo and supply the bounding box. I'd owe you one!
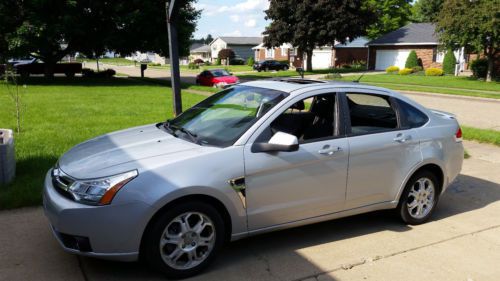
[397,170,440,225]
[142,201,225,279]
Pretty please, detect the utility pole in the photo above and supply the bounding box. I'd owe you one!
[166,0,182,116]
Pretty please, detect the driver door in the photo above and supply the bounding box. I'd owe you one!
[243,91,349,231]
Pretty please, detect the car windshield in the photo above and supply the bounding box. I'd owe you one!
[167,85,289,147]
[211,70,230,77]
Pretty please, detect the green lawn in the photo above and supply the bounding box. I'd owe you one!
[463,126,500,146]
[149,64,255,73]
[348,74,500,91]
[0,77,206,209]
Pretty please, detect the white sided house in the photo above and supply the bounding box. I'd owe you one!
[210,37,263,61]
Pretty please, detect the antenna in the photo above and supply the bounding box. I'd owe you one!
[353,72,366,83]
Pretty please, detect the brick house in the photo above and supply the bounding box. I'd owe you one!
[333,37,369,67]
[253,43,293,62]
[367,23,467,71]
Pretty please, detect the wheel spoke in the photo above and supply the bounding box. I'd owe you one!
[407,200,418,209]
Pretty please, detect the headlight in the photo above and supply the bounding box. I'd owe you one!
[66,170,138,205]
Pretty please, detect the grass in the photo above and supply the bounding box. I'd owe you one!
[0,77,206,209]
[129,77,219,94]
[462,126,500,146]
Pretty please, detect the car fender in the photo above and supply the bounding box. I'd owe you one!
[394,158,446,204]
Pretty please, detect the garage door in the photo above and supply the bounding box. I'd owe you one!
[375,50,410,70]
[305,50,332,70]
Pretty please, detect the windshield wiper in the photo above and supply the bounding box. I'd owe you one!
[177,127,200,145]
[163,120,177,137]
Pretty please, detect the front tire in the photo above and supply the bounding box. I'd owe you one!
[142,201,225,279]
[398,170,440,225]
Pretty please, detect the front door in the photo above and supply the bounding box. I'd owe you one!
[243,92,349,231]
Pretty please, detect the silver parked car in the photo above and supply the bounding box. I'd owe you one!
[43,79,464,279]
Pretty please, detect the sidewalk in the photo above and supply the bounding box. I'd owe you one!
[1,141,499,281]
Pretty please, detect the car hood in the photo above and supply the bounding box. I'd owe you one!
[58,124,209,179]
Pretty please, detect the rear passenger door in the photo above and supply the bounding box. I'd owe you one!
[341,90,422,209]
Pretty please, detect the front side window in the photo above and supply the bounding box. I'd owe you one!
[257,93,337,144]
[168,86,288,147]
[346,93,398,135]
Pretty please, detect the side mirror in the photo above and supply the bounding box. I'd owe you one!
[252,132,299,153]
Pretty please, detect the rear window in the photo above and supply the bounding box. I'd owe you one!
[397,100,429,128]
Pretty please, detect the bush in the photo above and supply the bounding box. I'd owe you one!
[399,68,413,75]
[246,57,255,66]
[82,68,116,78]
[443,50,457,75]
[215,58,221,65]
[187,62,199,70]
[229,57,245,65]
[386,66,399,74]
[412,66,423,73]
[425,68,444,76]
[193,58,204,65]
[204,61,211,66]
[351,60,367,68]
[405,50,419,69]
[470,58,488,79]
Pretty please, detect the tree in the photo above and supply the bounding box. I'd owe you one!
[218,49,235,65]
[204,34,214,45]
[436,0,499,82]
[366,0,413,39]
[264,0,375,71]
[0,0,23,63]
[3,0,200,76]
[411,0,444,23]
[442,50,456,75]
[405,50,419,68]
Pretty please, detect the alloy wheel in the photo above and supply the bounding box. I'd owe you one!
[406,177,435,219]
[159,212,216,270]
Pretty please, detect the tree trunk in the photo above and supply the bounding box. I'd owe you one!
[96,57,100,72]
[486,51,493,82]
[306,50,313,72]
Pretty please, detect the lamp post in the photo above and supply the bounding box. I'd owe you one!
[166,0,182,116]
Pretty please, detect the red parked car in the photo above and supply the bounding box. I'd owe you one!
[196,69,239,87]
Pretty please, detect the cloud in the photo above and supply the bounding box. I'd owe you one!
[223,30,243,36]
[244,19,257,27]
[230,15,240,22]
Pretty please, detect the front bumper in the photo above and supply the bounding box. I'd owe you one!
[42,170,153,261]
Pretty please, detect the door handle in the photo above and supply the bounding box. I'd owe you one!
[394,133,412,143]
[318,146,342,156]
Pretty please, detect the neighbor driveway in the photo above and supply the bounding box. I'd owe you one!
[1,141,499,281]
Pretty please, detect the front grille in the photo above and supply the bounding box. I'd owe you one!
[51,168,75,201]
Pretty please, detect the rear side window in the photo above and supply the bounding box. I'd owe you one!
[397,100,429,128]
[346,93,398,135]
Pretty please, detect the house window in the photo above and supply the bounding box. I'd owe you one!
[433,48,445,63]
[281,47,288,57]
[265,48,275,58]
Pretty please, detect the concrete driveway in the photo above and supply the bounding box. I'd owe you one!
[1,140,499,281]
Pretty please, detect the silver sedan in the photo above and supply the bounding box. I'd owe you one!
[43,79,464,279]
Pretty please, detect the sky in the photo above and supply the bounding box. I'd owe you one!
[193,0,270,39]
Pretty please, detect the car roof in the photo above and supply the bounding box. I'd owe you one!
[240,79,396,96]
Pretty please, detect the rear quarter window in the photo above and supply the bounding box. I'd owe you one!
[397,100,429,128]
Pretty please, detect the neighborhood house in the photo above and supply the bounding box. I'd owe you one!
[210,36,263,62]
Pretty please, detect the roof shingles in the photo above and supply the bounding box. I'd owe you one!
[367,23,439,46]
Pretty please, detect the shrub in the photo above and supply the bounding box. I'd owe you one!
[229,57,245,65]
[399,68,413,75]
[215,58,221,65]
[425,68,444,76]
[204,61,211,66]
[82,68,116,78]
[405,50,419,69]
[443,50,457,75]
[412,66,423,73]
[246,57,255,66]
[187,62,199,69]
[148,63,161,67]
[386,66,399,74]
[470,58,488,79]
[193,58,204,65]
[342,64,352,69]
[351,60,367,68]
